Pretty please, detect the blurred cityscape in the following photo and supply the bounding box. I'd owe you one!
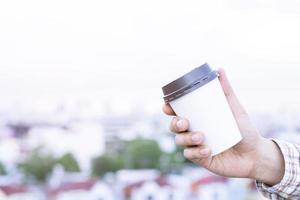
[1,95,299,200]
[1,0,300,199]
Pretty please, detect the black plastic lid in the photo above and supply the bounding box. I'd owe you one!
[162,63,218,103]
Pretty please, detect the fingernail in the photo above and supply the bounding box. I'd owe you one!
[191,134,201,143]
[176,120,183,129]
[200,149,210,156]
[183,149,189,157]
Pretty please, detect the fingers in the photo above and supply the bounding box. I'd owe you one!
[162,104,176,116]
[218,68,247,118]
[183,146,211,160]
[175,132,205,147]
[169,117,189,133]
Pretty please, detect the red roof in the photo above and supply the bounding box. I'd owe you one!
[191,175,227,193]
[123,180,145,198]
[123,176,171,198]
[48,180,96,197]
[0,185,28,196]
[193,175,227,185]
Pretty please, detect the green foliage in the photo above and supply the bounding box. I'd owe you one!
[0,162,7,175]
[91,154,123,177]
[91,139,164,176]
[124,139,162,169]
[57,153,80,172]
[160,146,194,174]
[19,149,56,183]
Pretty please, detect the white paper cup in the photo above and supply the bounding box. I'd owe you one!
[162,63,242,156]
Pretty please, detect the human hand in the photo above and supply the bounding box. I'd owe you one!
[163,68,284,186]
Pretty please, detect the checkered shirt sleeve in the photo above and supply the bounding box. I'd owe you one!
[256,139,300,199]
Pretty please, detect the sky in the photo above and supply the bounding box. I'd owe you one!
[1,0,300,114]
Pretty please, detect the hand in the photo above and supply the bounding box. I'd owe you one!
[163,68,285,186]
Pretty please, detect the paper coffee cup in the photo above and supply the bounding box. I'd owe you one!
[162,63,242,156]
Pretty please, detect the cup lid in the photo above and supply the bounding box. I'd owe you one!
[162,63,218,103]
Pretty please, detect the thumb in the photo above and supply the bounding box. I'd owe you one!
[218,68,258,137]
[218,68,247,119]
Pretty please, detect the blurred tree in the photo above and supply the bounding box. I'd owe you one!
[160,146,194,174]
[91,138,194,177]
[91,153,123,177]
[124,139,162,169]
[56,153,80,172]
[19,149,56,183]
[0,162,7,175]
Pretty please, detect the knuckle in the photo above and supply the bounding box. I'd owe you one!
[191,132,205,144]
[179,118,189,130]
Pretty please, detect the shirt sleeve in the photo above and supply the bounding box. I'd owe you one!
[256,139,300,200]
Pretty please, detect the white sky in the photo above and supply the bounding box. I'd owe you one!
[1,0,300,113]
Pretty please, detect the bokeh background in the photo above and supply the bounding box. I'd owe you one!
[1,0,300,199]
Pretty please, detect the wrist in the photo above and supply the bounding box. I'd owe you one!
[252,137,285,186]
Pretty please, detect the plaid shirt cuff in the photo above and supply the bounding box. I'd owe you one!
[256,139,300,199]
